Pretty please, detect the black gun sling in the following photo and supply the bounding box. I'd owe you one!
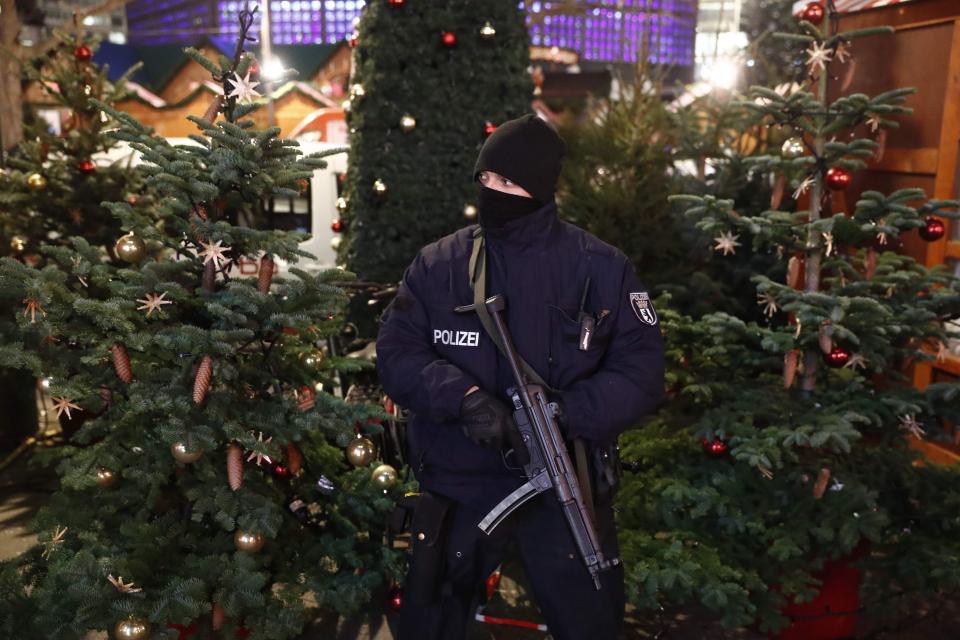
[467,227,597,523]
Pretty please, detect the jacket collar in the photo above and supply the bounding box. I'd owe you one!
[480,199,559,251]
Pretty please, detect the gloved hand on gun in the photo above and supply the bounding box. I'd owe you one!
[460,387,531,465]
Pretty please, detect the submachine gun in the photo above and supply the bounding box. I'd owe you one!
[456,293,619,590]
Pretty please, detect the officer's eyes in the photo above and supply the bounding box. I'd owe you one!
[501,178,514,187]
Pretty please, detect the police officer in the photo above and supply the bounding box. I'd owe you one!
[376,113,665,640]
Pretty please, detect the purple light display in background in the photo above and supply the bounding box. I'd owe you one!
[214,0,363,45]
[526,0,696,66]
[127,0,695,66]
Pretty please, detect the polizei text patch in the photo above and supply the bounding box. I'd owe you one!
[433,329,480,347]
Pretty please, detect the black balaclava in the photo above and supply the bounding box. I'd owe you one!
[473,113,565,230]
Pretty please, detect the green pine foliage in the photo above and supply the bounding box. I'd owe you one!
[0,33,146,259]
[0,35,403,639]
[339,0,534,285]
[616,12,960,633]
[557,72,784,319]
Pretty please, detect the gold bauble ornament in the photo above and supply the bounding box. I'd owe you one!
[463,204,478,221]
[400,114,417,132]
[114,616,150,640]
[171,441,203,463]
[234,529,265,553]
[95,466,117,488]
[372,178,388,198]
[27,173,47,191]
[781,137,805,159]
[479,21,496,39]
[115,232,146,263]
[371,463,398,489]
[10,235,28,254]
[304,349,325,370]
[345,436,376,467]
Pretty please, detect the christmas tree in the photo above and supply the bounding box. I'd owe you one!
[0,32,146,261]
[0,10,402,639]
[556,67,784,320]
[337,0,534,288]
[616,3,960,633]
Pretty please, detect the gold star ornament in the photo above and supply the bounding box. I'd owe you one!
[52,396,81,419]
[108,574,143,594]
[198,239,232,269]
[136,292,173,317]
[23,298,46,323]
[246,431,274,465]
[227,71,261,103]
[713,231,741,256]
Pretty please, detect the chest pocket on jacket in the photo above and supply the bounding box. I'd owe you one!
[426,297,485,362]
[547,302,613,388]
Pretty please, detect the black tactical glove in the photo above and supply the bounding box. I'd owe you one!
[459,390,530,464]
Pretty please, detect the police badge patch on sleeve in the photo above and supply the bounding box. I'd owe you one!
[629,292,658,325]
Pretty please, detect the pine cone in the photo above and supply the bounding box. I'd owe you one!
[865,248,877,280]
[813,467,831,499]
[818,322,833,354]
[202,260,216,292]
[110,342,132,384]
[258,255,274,294]
[787,255,802,289]
[287,442,303,475]
[212,602,225,630]
[227,444,243,491]
[783,349,800,389]
[193,355,213,404]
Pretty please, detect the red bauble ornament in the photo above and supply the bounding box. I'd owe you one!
[825,346,850,368]
[483,121,497,136]
[918,216,946,242]
[77,159,96,174]
[74,45,93,62]
[331,218,344,233]
[441,31,457,47]
[272,463,290,478]
[249,61,260,77]
[387,0,406,6]
[348,33,359,48]
[388,585,403,612]
[825,166,851,190]
[702,437,729,457]
[799,2,825,26]
[485,570,502,600]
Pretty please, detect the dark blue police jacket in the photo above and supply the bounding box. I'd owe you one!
[376,200,665,512]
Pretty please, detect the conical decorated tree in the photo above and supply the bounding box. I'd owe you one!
[338,0,533,286]
[0,11,402,639]
[0,32,146,260]
[616,3,960,633]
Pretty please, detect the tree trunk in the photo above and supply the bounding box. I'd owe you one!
[0,0,24,154]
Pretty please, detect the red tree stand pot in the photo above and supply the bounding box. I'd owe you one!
[774,548,865,640]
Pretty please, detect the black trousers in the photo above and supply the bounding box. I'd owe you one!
[396,491,625,640]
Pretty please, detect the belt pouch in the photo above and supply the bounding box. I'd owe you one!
[404,491,453,606]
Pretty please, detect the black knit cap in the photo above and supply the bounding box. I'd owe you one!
[473,113,566,205]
